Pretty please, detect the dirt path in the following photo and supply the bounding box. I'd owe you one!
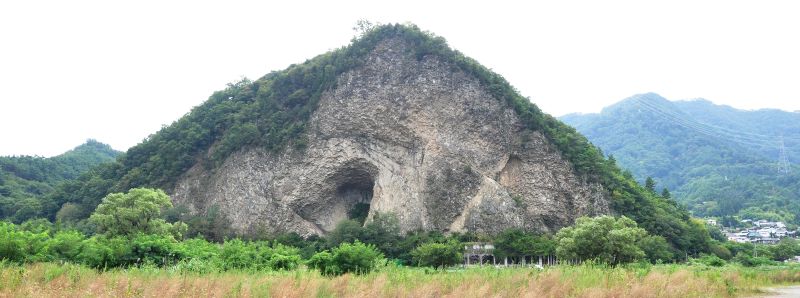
[753,286,800,297]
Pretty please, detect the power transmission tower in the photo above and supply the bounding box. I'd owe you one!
[778,136,790,175]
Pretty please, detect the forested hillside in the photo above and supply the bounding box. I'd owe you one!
[561,93,800,224]
[0,140,120,222]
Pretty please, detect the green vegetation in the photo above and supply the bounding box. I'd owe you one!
[561,93,800,224]
[1,187,795,271]
[0,140,119,223]
[2,262,799,297]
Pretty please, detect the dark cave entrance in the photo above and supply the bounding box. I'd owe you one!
[340,181,374,225]
[332,162,378,226]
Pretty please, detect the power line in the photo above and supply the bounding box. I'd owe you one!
[630,96,795,150]
[627,95,797,175]
[779,136,791,175]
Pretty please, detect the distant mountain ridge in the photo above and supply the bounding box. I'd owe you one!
[561,93,800,224]
[0,140,120,222]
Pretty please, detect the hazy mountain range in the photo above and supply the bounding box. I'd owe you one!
[561,93,800,224]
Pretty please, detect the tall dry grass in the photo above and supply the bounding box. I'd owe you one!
[1,262,799,297]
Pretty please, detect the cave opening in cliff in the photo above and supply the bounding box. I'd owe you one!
[333,163,377,226]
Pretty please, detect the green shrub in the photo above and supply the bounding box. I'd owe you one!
[307,250,337,275]
[46,230,86,260]
[218,239,258,270]
[130,233,183,266]
[267,244,302,271]
[694,254,726,267]
[175,258,220,274]
[77,236,133,268]
[733,254,777,267]
[177,237,220,261]
[0,222,27,262]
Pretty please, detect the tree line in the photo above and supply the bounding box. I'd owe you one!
[5,188,797,274]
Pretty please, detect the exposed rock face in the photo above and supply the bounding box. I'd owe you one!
[172,38,610,236]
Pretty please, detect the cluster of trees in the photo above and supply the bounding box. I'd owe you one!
[0,140,119,223]
[0,188,385,275]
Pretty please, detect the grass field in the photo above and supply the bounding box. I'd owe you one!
[1,262,799,297]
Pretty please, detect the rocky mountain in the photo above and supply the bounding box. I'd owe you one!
[48,25,704,253]
[561,93,800,224]
[171,36,608,236]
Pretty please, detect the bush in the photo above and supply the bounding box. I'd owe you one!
[130,233,183,266]
[175,258,220,274]
[218,239,258,270]
[733,254,777,267]
[46,230,86,260]
[331,241,384,275]
[0,222,50,263]
[307,251,337,275]
[694,254,726,267]
[178,237,220,261]
[265,244,302,271]
[77,236,133,268]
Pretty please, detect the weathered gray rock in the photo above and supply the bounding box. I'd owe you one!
[171,38,610,236]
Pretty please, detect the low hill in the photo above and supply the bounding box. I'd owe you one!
[0,140,120,222]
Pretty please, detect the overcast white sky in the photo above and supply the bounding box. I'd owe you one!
[1,0,799,157]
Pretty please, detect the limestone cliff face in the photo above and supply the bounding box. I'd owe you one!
[171,38,610,236]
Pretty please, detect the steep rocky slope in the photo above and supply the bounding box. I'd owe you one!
[172,38,608,236]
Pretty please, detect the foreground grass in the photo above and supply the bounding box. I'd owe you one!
[1,262,799,297]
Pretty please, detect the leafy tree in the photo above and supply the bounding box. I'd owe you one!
[708,242,733,260]
[411,240,462,269]
[660,188,671,199]
[493,228,537,262]
[89,188,187,239]
[395,230,447,265]
[638,235,674,263]
[556,216,648,265]
[331,240,384,275]
[769,238,800,261]
[326,219,365,248]
[361,212,402,258]
[644,177,656,193]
